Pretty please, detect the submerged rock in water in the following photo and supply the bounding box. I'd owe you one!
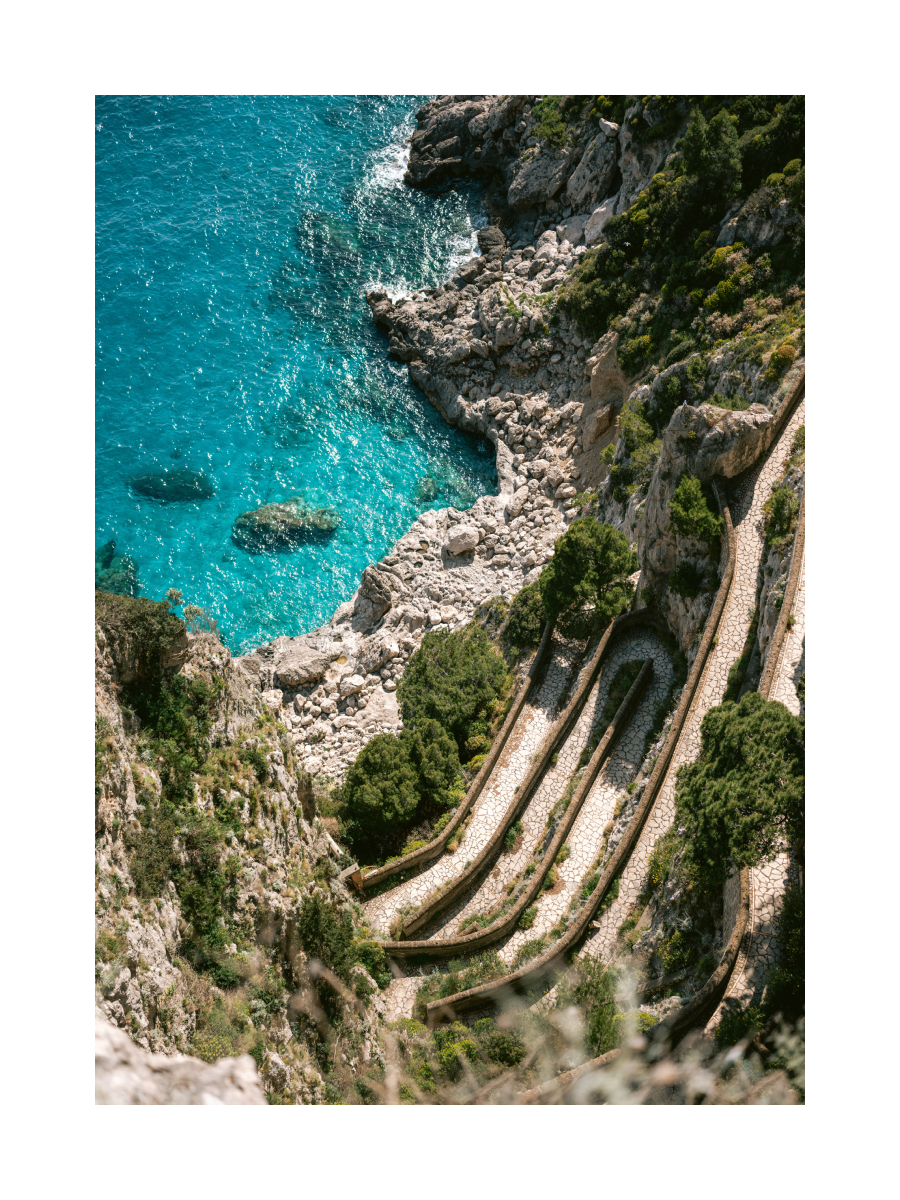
[95,539,138,596]
[129,469,215,502]
[412,476,440,503]
[232,498,341,553]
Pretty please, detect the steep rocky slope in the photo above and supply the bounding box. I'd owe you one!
[96,94,804,1102]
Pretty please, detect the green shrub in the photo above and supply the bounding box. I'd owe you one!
[398,625,511,758]
[765,342,798,380]
[647,830,679,892]
[503,820,523,852]
[513,936,547,966]
[579,871,600,903]
[337,719,462,861]
[763,485,800,548]
[559,957,621,1055]
[715,1002,765,1050]
[763,884,804,1023]
[708,390,749,411]
[531,96,570,148]
[659,927,701,972]
[669,474,723,544]
[505,582,545,650]
[674,691,804,891]
[192,1035,233,1064]
[297,893,355,985]
[668,561,706,599]
[519,905,538,930]
[480,1028,526,1067]
[538,517,637,636]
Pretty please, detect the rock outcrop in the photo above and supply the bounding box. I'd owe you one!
[129,469,215,502]
[232,499,340,553]
[95,1015,267,1105]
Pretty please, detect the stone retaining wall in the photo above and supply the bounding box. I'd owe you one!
[397,607,666,942]
[385,657,653,963]
[359,622,554,892]
[516,372,807,1095]
[424,494,738,1024]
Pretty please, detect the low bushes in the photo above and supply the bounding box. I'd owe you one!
[336,719,462,863]
[538,517,637,636]
[504,582,545,651]
[674,691,804,891]
[668,561,706,599]
[556,957,621,1055]
[398,625,511,759]
[669,474,723,545]
[763,485,800,548]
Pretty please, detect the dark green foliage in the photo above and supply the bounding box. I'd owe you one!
[519,904,538,929]
[337,719,462,862]
[674,692,805,890]
[669,474,723,545]
[297,893,355,983]
[413,950,507,1022]
[355,939,391,990]
[659,927,701,972]
[682,108,742,202]
[531,96,570,148]
[177,813,230,938]
[796,672,805,704]
[504,582,545,650]
[538,517,637,637]
[126,802,179,899]
[146,675,223,804]
[480,1027,526,1067]
[608,400,662,501]
[764,885,804,1023]
[763,485,800,548]
[715,1002,765,1050]
[559,97,803,362]
[398,625,510,758]
[668,561,706,599]
[647,830,679,892]
[503,819,523,852]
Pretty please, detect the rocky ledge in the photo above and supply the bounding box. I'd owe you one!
[243,94,803,786]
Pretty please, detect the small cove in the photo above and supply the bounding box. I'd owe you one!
[95,95,495,652]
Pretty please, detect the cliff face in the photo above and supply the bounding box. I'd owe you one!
[96,95,804,1100]
[94,599,387,1104]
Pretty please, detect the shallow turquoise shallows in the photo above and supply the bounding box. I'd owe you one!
[96,95,494,653]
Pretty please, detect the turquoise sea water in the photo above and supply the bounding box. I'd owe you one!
[95,95,494,653]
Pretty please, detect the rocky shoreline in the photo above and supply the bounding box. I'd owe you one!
[95,96,805,1102]
[239,95,804,790]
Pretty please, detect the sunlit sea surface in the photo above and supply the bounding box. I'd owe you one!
[96,95,494,653]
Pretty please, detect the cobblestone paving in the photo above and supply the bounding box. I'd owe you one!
[581,399,806,970]
[770,548,805,719]
[381,400,806,1027]
[499,634,674,962]
[424,632,672,943]
[364,635,584,935]
[384,976,425,1023]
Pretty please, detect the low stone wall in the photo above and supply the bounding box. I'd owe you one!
[505,375,808,1098]
[424,491,738,1025]
[396,607,666,942]
[387,657,653,964]
[359,622,554,892]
